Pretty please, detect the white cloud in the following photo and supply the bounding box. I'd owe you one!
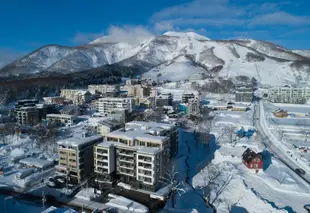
[250,12,310,26]
[102,25,154,45]
[72,32,104,44]
[155,22,175,33]
[0,49,25,68]
[151,0,242,20]
[150,0,310,30]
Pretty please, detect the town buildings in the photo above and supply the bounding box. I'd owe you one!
[60,89,92,104]
[56,135,103,184]
[242,148,263,173]
[46,114,77,127]
[235,87,253,102]
[88,85,117,95]
[267,86,310,103]
[97,97,136,116]
[123,85,151,98]
[93,121,178,191]
[273,109,288,118]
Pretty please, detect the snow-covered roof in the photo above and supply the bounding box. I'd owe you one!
[97,141,118,148]
[41,206,78,213]
[46,114,76,119]
[57,135,103,148]
[136,146,160,155]
[107,121,175,143]
[19,157,53,169]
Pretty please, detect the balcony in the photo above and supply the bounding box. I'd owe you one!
[138,157,152,163]
[118,156,134,163]
[96,156,108,161]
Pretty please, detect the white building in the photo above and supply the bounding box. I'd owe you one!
[267,86,310,103]
[60,89,92,104]
[98,97,136,116]
[88,84,117,95]
[94,121,178,191]
[46,114,77,126]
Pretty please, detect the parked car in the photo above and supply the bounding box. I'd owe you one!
[295,168,306,175]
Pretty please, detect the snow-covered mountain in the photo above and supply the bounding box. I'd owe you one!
[1,31,310,86]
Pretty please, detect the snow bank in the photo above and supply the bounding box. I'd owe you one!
[10,148,24,158]
[75,188,99,201]
[106,194,149,213]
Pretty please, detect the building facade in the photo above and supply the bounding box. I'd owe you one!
[56,135,103,184]
[16,106,40,126]
[94,121,178,191]
[88,85,117,95]
[60,89,92,104]
[182,93,195,104]
[235,87,253,102]
[156,93,173,107]
[267,86,310,103]
[187,97,200,115]
[46,114,77,126]
[98,97,136,116]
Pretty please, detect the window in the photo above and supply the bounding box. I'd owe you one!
[254,164,258,168]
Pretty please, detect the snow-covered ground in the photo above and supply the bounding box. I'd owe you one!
[263,102,310,174]
[106,194,149,213]
[75,187,99,201]
[193,108,310,213]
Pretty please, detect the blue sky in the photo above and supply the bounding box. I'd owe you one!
[1,0,310,66]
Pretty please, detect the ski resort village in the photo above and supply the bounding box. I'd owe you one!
[1,31,310,213]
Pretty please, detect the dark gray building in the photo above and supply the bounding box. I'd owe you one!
[156,93,173,107]
[182,93,195,103]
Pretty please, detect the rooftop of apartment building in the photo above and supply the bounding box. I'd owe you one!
[107,121,175,143]
[57,135,103,148]
[98,119,122,127]
[46,114,76,119]
[97,141,161,154]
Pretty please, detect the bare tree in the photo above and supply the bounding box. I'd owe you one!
[197,164,238,206]
[160,162,185,209]
[223,125,237,146]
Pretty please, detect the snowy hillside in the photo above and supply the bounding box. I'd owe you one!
[1,31,310,86]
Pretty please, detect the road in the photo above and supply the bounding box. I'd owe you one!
[255,100,310,184]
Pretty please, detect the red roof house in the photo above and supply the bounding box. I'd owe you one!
[242,148,263,173]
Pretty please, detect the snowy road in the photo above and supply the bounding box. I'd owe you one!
[255,100,310,185]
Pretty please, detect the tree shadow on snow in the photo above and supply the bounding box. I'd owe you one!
[230,206,249,213]
[260,150,272,171]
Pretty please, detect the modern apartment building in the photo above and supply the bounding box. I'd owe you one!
[56,135,103,184]
[94,121,178,191]
[46,114,77,127]
[60,89,92,104]
[16,106,40,126]
[124,85,151,98]
[88,85,117,95]
[98,97,136,116]
[267,86,310,103]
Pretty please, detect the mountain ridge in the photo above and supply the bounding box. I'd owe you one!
[1,31,310,86]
